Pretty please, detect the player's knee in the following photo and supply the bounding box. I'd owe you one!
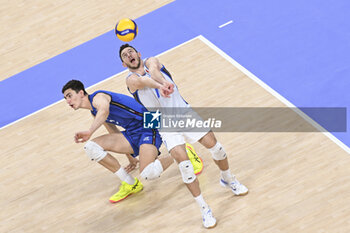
[179,160,196,184]
[84,141,107,162]
[209,142,227,160]
[140,159,163,180]
[170,144,188,162]
[199,131,217,148]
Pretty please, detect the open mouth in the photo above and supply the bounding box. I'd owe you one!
[130,58,135,63]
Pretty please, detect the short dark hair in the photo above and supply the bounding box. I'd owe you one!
[119,43,138,61]
[62,80,88,95]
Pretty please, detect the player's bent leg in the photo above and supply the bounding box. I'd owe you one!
[84,140,121,172]
[210,142,248,195]
[179,160,196,184]
[98,153,122,173]
[170,144,200,194]
[84,140,108,162]
[84,134,134,173]
[84,134,143,203]
[139,144,164,180]
[198,131,217,149]
[170,144,216,228]
[92,132,134,155]
[83,144,143,204]
[198,131,228,170]
[199,132,248,196]
[140,159,163,180]
[138,139,174,180]
[175,148,216,228]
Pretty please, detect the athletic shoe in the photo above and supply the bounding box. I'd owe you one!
[109,178,143,203]
[220,177,248,196]
[202,207,217,229]
[186,143,203,175]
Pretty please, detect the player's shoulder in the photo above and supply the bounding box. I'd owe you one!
[126,73,140,88]
[93,91,112,102]
[145,57,161,69]
[145,56,159,63]
[126,72,139,79]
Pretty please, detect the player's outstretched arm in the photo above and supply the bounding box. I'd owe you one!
[146,57,174,96]
[146,57,166,84]
[126,73,162,91]
[127,74,172,98]
[74,93,110,143]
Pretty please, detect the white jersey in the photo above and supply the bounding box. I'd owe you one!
[127,58,189,109]
[127,58,209,151]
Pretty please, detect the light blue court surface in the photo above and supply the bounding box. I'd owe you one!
[1,0,350,149]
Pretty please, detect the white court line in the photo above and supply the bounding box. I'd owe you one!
[0,37,199,131]
[197,35,350,155]
[2,35,350,156]
[219,20,233,28]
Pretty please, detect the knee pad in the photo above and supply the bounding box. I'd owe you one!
[209,142,227,161]
[84,141,107,162]
[140,159,163,180]
[179,160,196,184]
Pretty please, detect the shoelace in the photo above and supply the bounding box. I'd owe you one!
[131,180,139,190]
[230,179,241,190]
[188,149,201,163]
[119,182,130,194]
[203,209,214,222]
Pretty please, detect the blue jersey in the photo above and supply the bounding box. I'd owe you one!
[88,90,147,132]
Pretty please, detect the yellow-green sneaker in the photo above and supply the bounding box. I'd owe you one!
[186,143,203,175]
[109,178,143,203]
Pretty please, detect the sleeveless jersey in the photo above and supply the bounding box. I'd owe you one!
[127,58,189,109]
[88,90,146,132]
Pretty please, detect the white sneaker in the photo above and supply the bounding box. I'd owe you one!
[220,177,249,196]
[201,207,217,229]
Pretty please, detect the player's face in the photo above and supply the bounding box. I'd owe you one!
[63,89,83,110]
[121,47,141,69]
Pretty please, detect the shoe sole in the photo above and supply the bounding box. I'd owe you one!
[109,187,143,203]
[205,222,217,229]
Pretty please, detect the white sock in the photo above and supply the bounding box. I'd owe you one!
[115,167,135,185]
[221,169,233,183]
[194,194,209,212]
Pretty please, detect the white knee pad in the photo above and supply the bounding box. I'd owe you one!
[84,141,107,162]
[179,160,196,184]
[140,159,163,180]
[209,142,227,161]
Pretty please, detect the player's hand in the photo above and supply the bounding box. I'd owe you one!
[74,130,92,143]
[164,82,174,94]
[160,82,174,98]
[125,156,139,173]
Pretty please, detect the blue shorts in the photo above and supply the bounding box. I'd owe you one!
[122,128,162,157]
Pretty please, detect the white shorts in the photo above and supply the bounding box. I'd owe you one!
[160,130,209,151]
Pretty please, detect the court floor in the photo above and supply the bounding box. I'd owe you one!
[1,38,350,232]
[1,1,350,232]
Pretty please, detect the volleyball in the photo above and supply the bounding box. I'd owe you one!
[115,18,138,42]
